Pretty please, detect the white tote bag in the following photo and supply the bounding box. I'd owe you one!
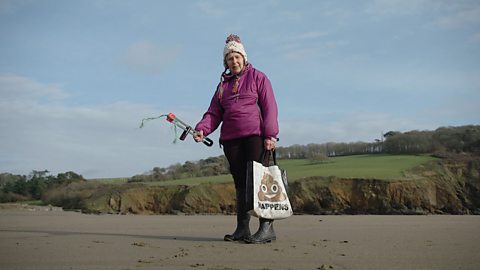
[246,152,293,220]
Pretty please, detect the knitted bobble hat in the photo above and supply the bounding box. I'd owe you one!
[223,34,248,68]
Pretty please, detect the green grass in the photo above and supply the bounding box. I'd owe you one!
[89,177,129,184]
[150,154,436,186]
[279,154,436,180]
[146,174,233,186]
[89,175,233,186]
[89,154,437,186]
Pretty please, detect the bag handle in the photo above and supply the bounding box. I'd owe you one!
[260,150,277,166]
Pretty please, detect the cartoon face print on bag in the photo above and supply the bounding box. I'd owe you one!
[258,173,287,202]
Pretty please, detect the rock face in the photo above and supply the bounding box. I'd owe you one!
[47,154,480,215]
[289,155,480,215]
[82,183,237,215]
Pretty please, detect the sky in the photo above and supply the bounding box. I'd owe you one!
[1,0,479,179]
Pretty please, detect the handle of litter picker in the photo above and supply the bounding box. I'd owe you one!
[166,112,214,147]
[202,137,213,147]
[183,127,213,147]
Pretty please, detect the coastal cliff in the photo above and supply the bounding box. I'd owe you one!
[44,154,480,215]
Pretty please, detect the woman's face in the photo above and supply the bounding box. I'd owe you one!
[225,52,245,75]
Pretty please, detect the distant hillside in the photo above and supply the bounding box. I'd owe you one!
[2,125,479,214]
[126,125,480,184]
[41,153,480,215]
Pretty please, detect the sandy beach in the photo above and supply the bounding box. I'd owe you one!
[0,204,479,270]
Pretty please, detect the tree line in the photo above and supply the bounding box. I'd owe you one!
[382,125,480,154]
[132,125,480,182]
[129,155,230,183]
[276,125,480,158]
[1,125,479,197]
[0,170,85,203]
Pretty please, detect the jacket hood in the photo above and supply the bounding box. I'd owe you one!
[222,63,252,81]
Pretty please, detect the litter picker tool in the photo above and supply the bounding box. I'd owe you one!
[139,113,214,147]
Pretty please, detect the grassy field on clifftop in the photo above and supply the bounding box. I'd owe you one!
[280,154,436,180]
[93,154,435,186]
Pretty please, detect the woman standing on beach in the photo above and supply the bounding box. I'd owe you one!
[193,34,279,244]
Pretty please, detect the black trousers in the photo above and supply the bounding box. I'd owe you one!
[222,136,266,213]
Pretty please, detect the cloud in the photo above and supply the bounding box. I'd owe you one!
[279,112,437,146]
[122,41,179,75]
[0,74,223,178]
[432,4,480,29]
[0,0,23,14]
[192,0,226,17]
[470,32,480,43]
[0,73,68,101]
[295,31,329,40]
[364,0,435,16]
[365,0,480,29]
[275,31,348,61]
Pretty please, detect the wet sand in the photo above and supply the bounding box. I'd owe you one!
[1,204,479,270]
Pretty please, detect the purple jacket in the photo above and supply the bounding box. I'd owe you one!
[195,64,279,142]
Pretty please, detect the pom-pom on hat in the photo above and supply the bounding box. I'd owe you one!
[223,34,248,68]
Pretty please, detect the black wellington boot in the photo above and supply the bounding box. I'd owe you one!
[244,218,276,244]
[224,190,251,241]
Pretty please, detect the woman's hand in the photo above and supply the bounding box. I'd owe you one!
[193,130,204,142]
[264,137,276,151]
